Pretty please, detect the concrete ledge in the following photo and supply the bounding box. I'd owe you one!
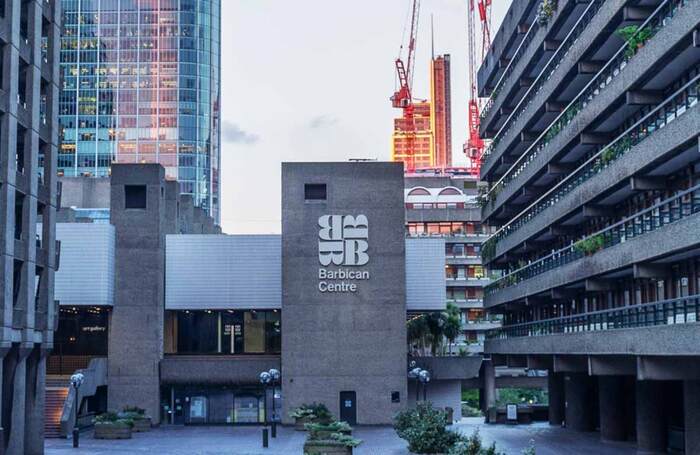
[160,355,281,384]
[406,207,481,223]
[485,323,700,356]
[492,102,700,261]
[483,2,700,222]
[485,210,700,307]
[409,355,483,380]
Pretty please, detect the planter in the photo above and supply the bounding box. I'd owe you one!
[295,416,314,431]
[132,417,152,432]
[303,440,353,455]
[94,422,132,439]
[311,429,352,440]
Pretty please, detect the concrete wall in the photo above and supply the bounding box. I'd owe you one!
[406,238,446,311]
[281,162,407,424]
[408,379,463,422]
[58,177,111,209]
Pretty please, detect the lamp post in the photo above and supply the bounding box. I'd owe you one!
[268,368,280,438]
[418,369,431,402]
[70,372,85,448]
[259,371,271,448]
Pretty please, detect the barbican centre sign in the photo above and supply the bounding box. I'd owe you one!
[317,214,370,293]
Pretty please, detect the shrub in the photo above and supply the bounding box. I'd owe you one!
[522,439,537,455]
[393,402,462,454]
[616,25,653,58]
[122,406,146,415]
[536,0,558,25]
[448,429,504,455]
[461,403,483,417]
[94,412,134,428]
[289,402,332,421]
[305,420,353,439]
[328,432,362,448]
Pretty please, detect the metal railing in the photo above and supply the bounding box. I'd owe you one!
[488,294,700,339]
[480,20,540,121]
[482,0,606,165]
[483,0,690,197]
[482,73,700,262]
[485,183,700,296]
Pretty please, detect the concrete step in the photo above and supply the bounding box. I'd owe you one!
[44,387,68,439]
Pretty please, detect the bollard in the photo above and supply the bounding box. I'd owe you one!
[262,428,269,448]
[72,427,79,448]
[271,421,277,438]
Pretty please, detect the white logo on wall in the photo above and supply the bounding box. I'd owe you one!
[318,215,370,293]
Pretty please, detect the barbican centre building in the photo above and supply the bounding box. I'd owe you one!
[49,162,481,432]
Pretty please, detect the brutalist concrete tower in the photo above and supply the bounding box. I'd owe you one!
[0,0,61,454]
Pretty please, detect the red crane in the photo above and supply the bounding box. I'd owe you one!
[391,0,421,172]
[464,0,491,177]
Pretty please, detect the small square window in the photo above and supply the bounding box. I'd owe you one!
[391,391,400,403]
[304,183,326,201]
[125,185,147,209]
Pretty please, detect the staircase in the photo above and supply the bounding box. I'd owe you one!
[45,376,69,438]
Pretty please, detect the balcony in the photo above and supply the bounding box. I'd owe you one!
[486,295,700,356]
[463,320,502,332]
[482,0,695,218]
[485,184,700,301]
[445,255,482,265]
[482,73,700,264]
[446,277,490,288]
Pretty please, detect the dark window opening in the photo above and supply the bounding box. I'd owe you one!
[14,192,24,240]
[18,60,28,107]
[16,126,26,174]
[304,183,326,201]
[124,185,147,209]
[12,260,22,307]
[34,266,43,311]
[20,1,29,40]
[55,307,109,356]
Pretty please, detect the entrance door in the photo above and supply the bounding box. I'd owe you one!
[339,391,357,425]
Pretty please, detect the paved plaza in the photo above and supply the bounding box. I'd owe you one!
[45,418,637,454]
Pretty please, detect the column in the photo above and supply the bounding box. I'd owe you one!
[481,359,495,421]
[6,346,31,455]
[564,373,595,431]
[598,376,626,441]
[636,381,667,453]
[548,372,565,426]
[24,348,47,455]
[684,381,700,455]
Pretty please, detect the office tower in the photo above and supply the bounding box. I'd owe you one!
[58,0,221,222]
[431,55,452,168]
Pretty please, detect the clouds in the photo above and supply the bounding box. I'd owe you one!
[221,120,260,145]
[308,114,339,130]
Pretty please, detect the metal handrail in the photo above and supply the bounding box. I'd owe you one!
[486,183,700,295]
[484,0,688,195]
[489,294,700,338]
[482,72,700,261]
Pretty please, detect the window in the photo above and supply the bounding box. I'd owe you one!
[124,185,147,209]
[304,183,326,201]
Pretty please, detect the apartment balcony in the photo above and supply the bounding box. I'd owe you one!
[446,255,482,265]
[463,320,502,332]
[482,74,700,265]
[484,185,700,307]
[446,277,490,288]
[482,0,700,223]
[161,355,281,385]
[406,206,481,223]
[449,298,485,309]
[486,295,700,357]
[479,0,597,137]
[480,0,697,181]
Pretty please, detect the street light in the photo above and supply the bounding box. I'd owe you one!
[268,368,280,438]
[418,369,431,402]
[259,371,272,447]
[70,372,85,448]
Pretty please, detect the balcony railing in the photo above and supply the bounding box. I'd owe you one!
[483,0,689,199]
[482,73,700,262]
[482,0,605,165]
[485,183,700,296]
[488,294,700,339]
[480,20,539,121]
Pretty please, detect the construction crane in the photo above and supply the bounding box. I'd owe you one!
[391,0,420,172]
[464,0,491,177]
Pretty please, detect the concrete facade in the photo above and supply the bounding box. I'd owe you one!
[0,1,61,453]
[479,0,700,452]
[281,162,408,425]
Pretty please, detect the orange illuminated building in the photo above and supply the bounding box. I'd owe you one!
[391,54,452,171]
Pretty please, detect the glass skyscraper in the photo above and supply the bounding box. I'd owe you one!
[59,0,221,221]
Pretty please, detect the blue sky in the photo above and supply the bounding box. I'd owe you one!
[219,0,509,233]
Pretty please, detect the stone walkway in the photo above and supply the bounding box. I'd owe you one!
[45,419,637,454]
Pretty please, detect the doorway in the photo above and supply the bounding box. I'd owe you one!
[339,391,357,425]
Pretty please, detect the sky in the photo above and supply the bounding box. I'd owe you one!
[219,0,510,234]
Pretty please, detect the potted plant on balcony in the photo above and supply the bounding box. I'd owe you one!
[93,412,133,439]
[536,0,558,25]
[119,406,151,432]
[616,25,653,58]
[289,402,333,431]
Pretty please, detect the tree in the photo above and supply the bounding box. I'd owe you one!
[443,304,462,356]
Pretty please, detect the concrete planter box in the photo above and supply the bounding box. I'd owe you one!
[94,422,132,439]
[303,440,353,455]
[132,417,152,432]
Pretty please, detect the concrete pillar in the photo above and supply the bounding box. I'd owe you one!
[598,376,627,441]
[482,359,496,419]
[564,373,595,431]
[7,346,31,455]
[548,372,565,426]
[684,381,700,455]
[24,348,47,455]
[636,381,667,453]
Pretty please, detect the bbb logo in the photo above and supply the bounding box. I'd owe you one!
[318,215,369,266]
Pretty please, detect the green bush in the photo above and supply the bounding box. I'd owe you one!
[94,412,133,428]
[328,432,362,448]
[616,25,653,58]
[448,429,504,455]
[289,402,332,421]
[393,402,462,454]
